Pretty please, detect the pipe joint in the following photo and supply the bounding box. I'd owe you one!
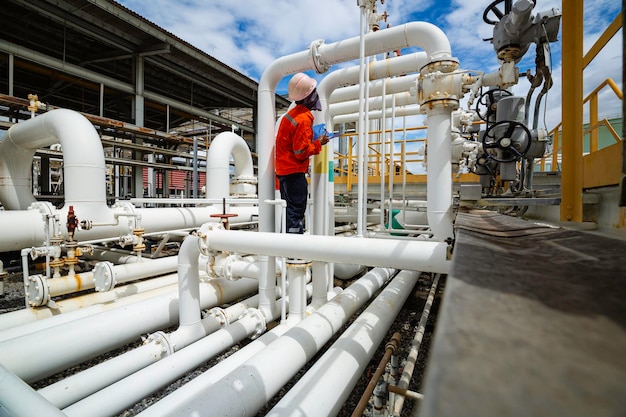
[30,244,62,261]
[145,330,174,357]
[231,175,258,198]
[239,307,266,339]
[418,70,469,112]
[221,254,241,281]
[25,274,49,307]
[93,261,116,292]
[205,307,230,327]
[420,58,459,75]
[197,222,224,256]
[308,39,331,74]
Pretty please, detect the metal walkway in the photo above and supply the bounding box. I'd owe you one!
[419,210,626,417]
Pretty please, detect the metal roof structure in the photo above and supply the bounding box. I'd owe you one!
[0,0,290,139]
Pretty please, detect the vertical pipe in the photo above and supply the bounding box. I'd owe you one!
[560,0,584,222]
[257,255,277,320]
[176,236,202,333]
[357,4,368,237]
[286,259,308,324]
[426,107,454,241]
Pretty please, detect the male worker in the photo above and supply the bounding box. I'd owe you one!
[275,72,330,234]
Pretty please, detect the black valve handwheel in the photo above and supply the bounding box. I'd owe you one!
[482,120,532,163]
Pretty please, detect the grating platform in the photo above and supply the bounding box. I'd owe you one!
[419,210,626,417]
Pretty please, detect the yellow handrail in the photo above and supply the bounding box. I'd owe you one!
[538,77,623,171]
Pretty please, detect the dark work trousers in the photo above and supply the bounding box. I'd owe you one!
[277,172,308,234]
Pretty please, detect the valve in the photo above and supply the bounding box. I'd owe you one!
[210,198,238,230]
[481,120,532,163]
[475,88,512,122]
[66,205,79,242]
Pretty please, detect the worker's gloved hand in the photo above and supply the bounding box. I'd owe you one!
[319,134,329,145]
[313,123,327,141]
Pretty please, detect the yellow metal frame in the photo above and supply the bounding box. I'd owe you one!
[559,3,623,222]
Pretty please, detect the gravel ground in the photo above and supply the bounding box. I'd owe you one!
[0,267,444,417]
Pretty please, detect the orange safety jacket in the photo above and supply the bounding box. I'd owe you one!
[275,104,322,176]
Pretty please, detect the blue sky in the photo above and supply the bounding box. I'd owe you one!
[117,0,622,133]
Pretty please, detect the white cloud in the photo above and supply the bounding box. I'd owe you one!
[118,0,621,132]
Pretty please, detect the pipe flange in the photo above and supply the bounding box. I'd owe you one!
[28,201,56,220]
[93,261,116,292]
[145,331,174,357]
[48,258,65,269]
[197,223,224,256]
[231,175,257,185]
[206,307,229,327]
[26,274,49,307]
[419,57,459,75]
[308,39,330,74]
[222,254,242,281]
[286,258,311,269]
[240,308,266,340]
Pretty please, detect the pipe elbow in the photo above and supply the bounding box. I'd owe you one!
[403,21,453,61]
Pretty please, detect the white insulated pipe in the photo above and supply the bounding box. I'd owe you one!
[328,71,422,104]
[333,104,422,125]
[286,259,309,324]
[0,109,107,212]
[137,267,395,417]
[0,277,257,383]
[267,270,419,417]
[329,92,415,118]
[40,293,263,409]
[159,268,397,416]
[174,235,205,344]
[204,229,450,274]
[62,305,270,417]
[0,109,260,253]
[425,107,455,241]
[27,255,178,302]
[0,276,177,337]
[258,21,452,233]
[205,131,255,199]
[0,364,67,417]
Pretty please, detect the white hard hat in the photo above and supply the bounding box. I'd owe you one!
[287,72,317,102]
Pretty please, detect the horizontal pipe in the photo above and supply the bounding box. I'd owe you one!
[63,304,275,417]
[141,268,395,416]
[205,229,450,274]
[0,276,178,339]
[0,278,257,383]
[40,293,263,409]
[0,364,67,417]
[267,270,419,416]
